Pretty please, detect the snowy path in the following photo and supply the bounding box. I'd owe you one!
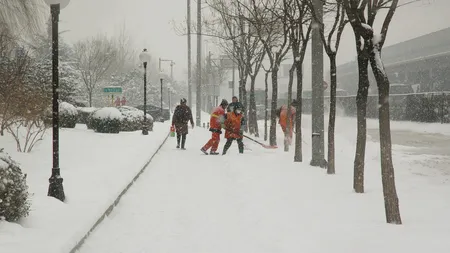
[77,126,450,253]
[77,128,283,253]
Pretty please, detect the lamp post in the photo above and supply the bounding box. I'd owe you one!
[139,49,151,135]
[168,85,172,113]
[44,0,70,202]
[159,58,175,80]
[159,71,164,122]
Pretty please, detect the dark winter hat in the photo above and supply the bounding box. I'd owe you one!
[180,98,187,104]
[220,99,228,106]
[234,103,243,110]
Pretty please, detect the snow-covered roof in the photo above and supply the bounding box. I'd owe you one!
[337,26,450,72]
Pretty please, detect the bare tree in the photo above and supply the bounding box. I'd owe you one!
[246,0,291,147]
[262,65,271,141]
[0,46,50,152]
[74,35,118,107]
[0,29,25,136]
[281,0,312,155]
[205,0,265,135]
[309,0,348,173]
[112,23,136,74]
[0,0,45,37]
[344,0,402,224]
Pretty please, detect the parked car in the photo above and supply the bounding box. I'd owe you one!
[136,104,170,122]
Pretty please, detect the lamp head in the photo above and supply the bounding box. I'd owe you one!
[44,0,70,9]
[139,48,151,63]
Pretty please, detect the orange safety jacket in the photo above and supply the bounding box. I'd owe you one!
[224,112,244,139]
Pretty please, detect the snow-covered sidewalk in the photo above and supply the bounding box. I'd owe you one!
[0,123,169,253]
[77,126,450,253]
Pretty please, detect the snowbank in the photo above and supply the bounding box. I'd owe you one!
[0,122,170,253]
[77,107,97,114]
[59,102,78,116]
[118,106,153,121]
[92,107,123,120]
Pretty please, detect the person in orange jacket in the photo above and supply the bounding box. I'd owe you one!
[200,99,229,155]
[278,99,297,145]
[222,103,245,155]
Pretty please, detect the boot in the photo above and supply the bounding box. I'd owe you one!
[200,148,208,155]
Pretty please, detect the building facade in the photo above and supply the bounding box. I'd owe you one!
[337,27,450,94]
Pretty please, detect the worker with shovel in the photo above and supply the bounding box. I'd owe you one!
[200,99,229,155]
[277,99,297,145]
[222,103,246,155]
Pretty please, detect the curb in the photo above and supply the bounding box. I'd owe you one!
[68,132,170,253]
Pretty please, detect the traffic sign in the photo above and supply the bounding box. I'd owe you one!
[103,87,122,93]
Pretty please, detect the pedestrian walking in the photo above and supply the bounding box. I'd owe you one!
[201,99,228,155]
[171,98,194,150]
[222,103,245,155]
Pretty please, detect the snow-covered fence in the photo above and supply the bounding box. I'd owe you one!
[298,92,450,123]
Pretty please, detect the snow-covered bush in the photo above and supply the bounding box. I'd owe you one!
[0,148,30,222]
[77,107,97,125]
[59,102,78,128]
[90,107,123,133]
[117,106,154,132]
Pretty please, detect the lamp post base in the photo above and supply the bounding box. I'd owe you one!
[48,171,65,202]
[142,126,149,135]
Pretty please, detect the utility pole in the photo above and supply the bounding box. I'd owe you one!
[208,51,212,111]
[196,0,201,127]
[159,57,161,72]
[170,61,175,81]
[310,0,326,168]
[187,0,192,108]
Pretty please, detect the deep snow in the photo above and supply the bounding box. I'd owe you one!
[0,123,169,253]
[76,115,450,253]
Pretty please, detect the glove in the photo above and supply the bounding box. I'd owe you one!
[239,130,243,136]
[191,123,195,129]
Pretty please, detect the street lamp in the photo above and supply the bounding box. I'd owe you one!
[159,71,164,122]
[44,0,70,202]
[139,48,151,135]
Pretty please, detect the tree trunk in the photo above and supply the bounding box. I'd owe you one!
[327,54,337,174]
[249,75,259,137]
[264,71,269,142]
[369,48,402,224]
[239,77,249,132]
[354,54,369,193]
[88,91,93,107]
[294,62,303,162]
[285,64,295,152]
[270,68,279,146]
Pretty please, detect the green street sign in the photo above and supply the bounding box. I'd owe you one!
[103,87,122,93]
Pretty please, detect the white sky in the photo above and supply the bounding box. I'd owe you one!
[59,0,450,93]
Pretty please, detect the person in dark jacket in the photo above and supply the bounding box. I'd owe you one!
[227,96,244,113]
[171,98,194,149]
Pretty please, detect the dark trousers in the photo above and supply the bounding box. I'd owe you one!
[177,133,187,148]
[222,138,244,154]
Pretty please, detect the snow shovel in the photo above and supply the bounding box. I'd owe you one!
[224,127,277,149]
[242,134,278,149]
